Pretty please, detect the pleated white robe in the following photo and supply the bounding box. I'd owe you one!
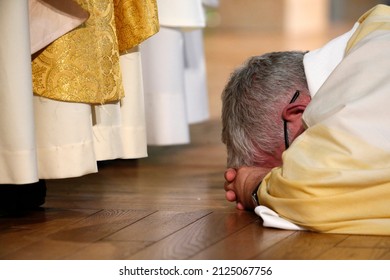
[140,0,210,145]
[0,0,148,184]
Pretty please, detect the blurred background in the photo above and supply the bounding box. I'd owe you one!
[202,0,388,120]
[207,0,386,34]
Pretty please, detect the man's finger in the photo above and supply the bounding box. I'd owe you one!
[236,202,245,210]
[224,168,237,182]
[225,190,236,202]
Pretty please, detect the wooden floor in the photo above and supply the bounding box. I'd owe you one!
[1,25,390,260]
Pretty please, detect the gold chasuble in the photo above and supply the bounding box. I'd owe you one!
[32,0,159,104]
[113,0,159,54]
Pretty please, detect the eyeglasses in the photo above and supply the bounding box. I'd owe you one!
[283,90,300,150]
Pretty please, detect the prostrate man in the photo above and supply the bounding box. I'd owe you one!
[222,4,390,235]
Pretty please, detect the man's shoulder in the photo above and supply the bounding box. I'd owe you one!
[346,4,390,53]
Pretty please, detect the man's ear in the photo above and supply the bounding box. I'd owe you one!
[281,101,308,122]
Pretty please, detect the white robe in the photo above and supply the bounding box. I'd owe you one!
[0,0,148,183]
[140,0,211,145]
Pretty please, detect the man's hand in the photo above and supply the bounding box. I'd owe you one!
[224,166,271,210]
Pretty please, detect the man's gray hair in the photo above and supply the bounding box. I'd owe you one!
[221,51,308,168]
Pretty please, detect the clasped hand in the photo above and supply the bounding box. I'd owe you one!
[223,166,271,210]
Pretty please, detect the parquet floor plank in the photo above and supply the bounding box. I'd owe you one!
[189,220,295,259]
[253,232,349,260]
[127,211,258,260]
[0,208,97,258]
[2,209,153,259]
[105,210,212,242]
[318,247,390,260]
